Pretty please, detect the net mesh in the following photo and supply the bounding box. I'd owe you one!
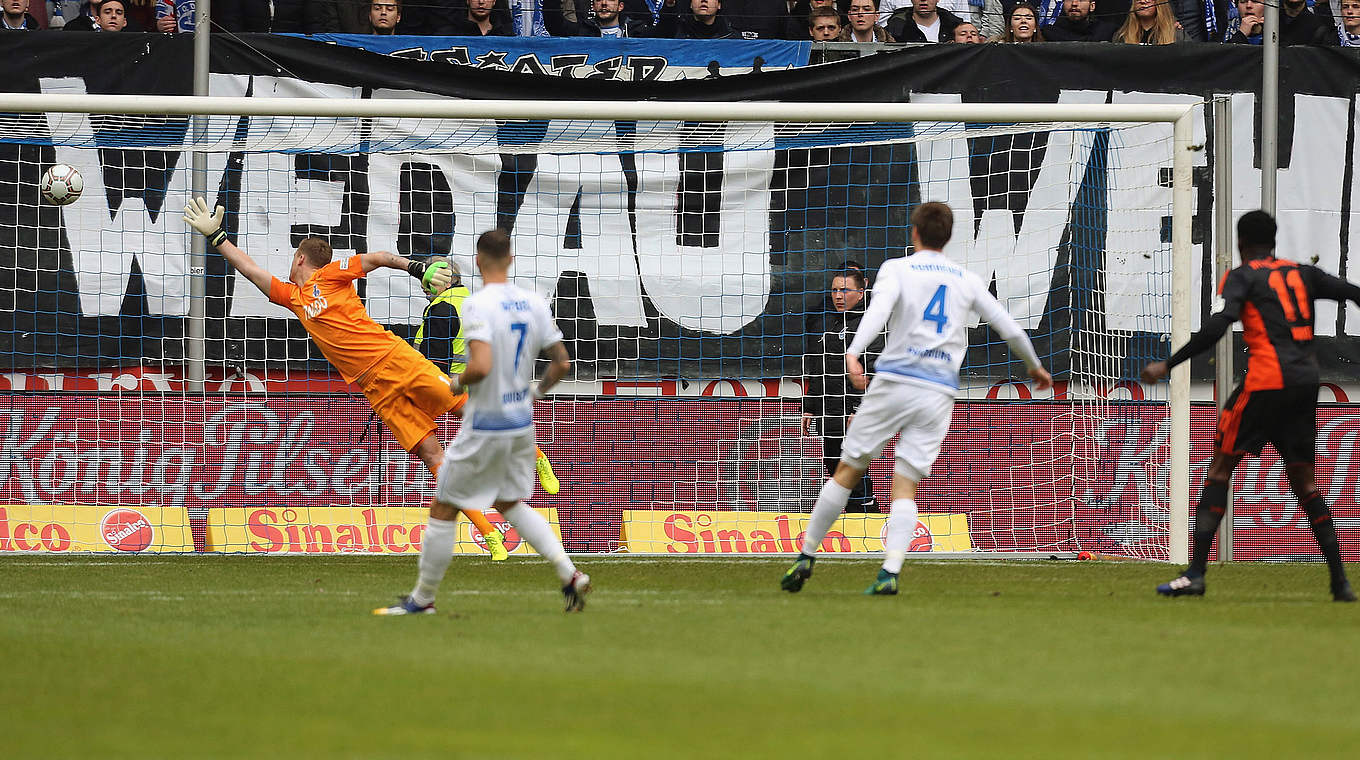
[0,95,1179,558]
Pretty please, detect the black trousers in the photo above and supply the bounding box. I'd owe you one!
[820,413,878,513]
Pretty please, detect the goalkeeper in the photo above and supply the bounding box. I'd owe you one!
[182,197,512,560]
[413,256,560,495]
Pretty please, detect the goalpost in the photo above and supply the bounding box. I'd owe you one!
[0,94,1193,563]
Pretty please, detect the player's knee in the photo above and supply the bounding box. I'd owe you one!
[1285,464,1317,500]
[893,459,925,483]
[839,451,872,473]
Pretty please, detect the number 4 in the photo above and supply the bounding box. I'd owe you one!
[924,285,948,334]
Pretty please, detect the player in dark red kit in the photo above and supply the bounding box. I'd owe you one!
[1142,210,1358,602]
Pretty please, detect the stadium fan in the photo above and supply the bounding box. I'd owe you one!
[806,4,841,37]
[374,230,589,617]
[782,202,1053,596]
[1142,211,1359,602]
[1040,0,1117,40]
[724,0,794,37]
[1113,0,1189,43]
[949,18,984,40]
[367,0,400,32]
[655,0,737,37]
[988,0,1044,40]
[2,0,41,28]
[544,0,654,35]
[437,0,516,35]
[1224,0,1337,44]
[840,0,895,40]
[272,0,342,32]
[62,0,128,29]
[1333,0,1360,44]
[886,0,964,42]
[413,256,561,498]
[180,197,515,562]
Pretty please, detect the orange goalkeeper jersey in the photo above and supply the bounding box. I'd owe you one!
[268,256,402,385]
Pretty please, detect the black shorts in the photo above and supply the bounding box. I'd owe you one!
[1216,384,1318,463]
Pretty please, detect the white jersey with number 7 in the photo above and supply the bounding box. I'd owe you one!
[457,282,563,436]
[847,249,1040,394]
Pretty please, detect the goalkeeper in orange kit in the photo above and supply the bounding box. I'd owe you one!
[182,197,536,560]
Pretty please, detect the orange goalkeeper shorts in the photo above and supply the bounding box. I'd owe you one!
[360,342,467,452]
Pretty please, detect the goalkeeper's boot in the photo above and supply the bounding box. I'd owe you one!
[1332,579,1357,602]
[536,452,561,496]
[864,569,899,596]
[780,555,815,593]
[1156,572,1206,597]
[562,570,592,613]
[372,595,436,616]
[484,529,509,562]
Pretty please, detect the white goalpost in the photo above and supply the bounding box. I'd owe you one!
[0,95,1193,563]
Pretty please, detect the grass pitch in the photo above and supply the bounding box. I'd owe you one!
[3,557,1358,759]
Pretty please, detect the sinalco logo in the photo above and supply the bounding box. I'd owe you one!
[880,519,933,553]
[471,512,522,552]
[100,509,154,552]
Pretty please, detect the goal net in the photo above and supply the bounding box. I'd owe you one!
[0,93,1192,560]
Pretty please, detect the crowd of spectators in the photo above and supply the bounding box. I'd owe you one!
[1,0,1355,48]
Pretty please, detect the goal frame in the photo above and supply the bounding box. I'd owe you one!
[0,94,1196,563]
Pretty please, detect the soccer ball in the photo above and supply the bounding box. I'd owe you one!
[40,164,83,206]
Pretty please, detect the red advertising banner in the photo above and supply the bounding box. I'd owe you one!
[0,394,1354,559]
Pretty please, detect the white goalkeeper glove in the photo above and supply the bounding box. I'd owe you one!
[408,259,452,296]
[183,196,227,247]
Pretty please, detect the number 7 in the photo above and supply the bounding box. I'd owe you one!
[510,322,528,370]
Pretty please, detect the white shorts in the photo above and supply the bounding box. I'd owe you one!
[434,430,537,510]
[840,379,955,482]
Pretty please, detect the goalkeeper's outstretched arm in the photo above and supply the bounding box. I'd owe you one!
[182,197,273,295]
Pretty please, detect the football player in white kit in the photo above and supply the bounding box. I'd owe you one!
[375,229,592,615]
[781,202,1053,595]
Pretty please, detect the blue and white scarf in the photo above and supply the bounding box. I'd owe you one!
[1339,21,1360,45]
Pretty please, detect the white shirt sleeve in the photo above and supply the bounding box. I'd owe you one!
[461,298,492,344]
[971,286,1042,371]
[847,263,899,358]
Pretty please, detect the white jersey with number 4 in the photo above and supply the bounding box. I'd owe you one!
[847,250,1039,395]
[458,282,563,436]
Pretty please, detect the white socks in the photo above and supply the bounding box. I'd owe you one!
[411,516,458,606]
[882,498,919,574]
[502,502,576,585]
[802,479,852,556]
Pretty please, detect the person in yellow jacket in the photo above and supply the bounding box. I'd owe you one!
[414,258,562,505]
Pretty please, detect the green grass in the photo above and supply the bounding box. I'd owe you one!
[3,557,1358,758]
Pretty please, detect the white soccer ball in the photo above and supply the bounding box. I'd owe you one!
[40,164,83,206]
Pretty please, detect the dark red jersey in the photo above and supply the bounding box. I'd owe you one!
[1217,258,1354,390]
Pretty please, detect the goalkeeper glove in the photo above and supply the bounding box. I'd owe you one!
[408,259,452,295]
[182,196,228,247]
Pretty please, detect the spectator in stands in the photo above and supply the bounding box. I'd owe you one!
[807,3,841,36]
[1333,0,1360,45]
[148,0,269,31]
[950,18,984,39]
[546,0,653,34]
[1267,0,1340,44]
[1223,0,1264,40]
[3,0,41,27]
[880,0,972,30]
[989,0,1043,39]
[273,0,342,32]
[1041,0,1115,39]
[841,0,894,39]
[655,0,736,37]
[725,0,793,37]
[1113,0,1187,43]
[368,0,399,31]
[802,267,882,514]
[442,0,516,34]
[886,0,962,40]
[64,0,126,27]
